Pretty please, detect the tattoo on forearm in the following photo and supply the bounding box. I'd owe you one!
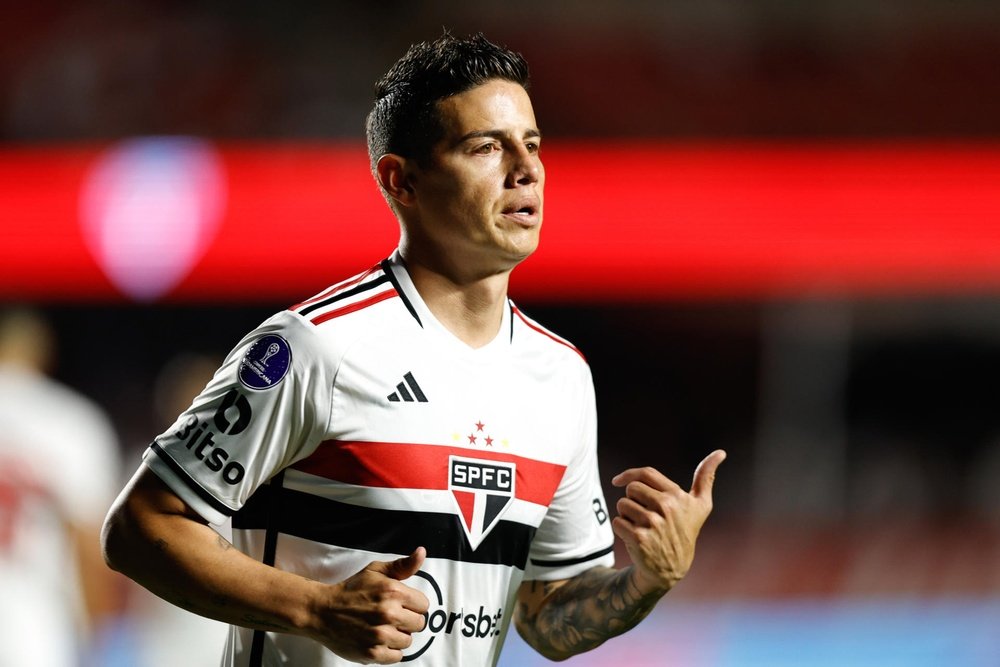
[516,567,662,660]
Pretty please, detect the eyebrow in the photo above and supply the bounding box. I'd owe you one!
[455,128,542,145]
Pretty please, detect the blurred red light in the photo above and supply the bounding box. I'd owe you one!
[3,141,1000,302]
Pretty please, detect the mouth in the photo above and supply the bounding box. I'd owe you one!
[502,198,541,224]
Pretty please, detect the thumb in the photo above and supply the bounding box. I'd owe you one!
[690,449,726,501]
[369,547,426,581]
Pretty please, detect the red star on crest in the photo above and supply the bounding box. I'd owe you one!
[456,420,505,449]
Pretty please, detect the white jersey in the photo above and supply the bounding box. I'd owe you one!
[144,250,615,667]
[0,365,120,667]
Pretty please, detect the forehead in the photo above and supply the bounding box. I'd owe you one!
[435,79,537,136]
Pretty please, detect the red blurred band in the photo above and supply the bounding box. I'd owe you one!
[3,141,1000,302]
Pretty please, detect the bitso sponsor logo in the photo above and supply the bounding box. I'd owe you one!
[402,570,503,662]
[448,456,515,550]
[173,387,251,484]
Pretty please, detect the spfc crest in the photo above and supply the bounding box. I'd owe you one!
[448,455,516,550]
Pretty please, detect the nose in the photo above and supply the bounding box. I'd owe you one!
[506,145,541,188]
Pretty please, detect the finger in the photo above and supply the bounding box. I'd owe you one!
[690,450,727,500]
[396,608,429,634]
[616,495,655,527]
[622,479,683,511]
[381,633,412,653]
[369,642,406,665]
[407,586,430,616]
[611,466,682,493]
[366,624,418,662]
[368,547,427,581]
[611,515,640,544]
[613,467,683,496]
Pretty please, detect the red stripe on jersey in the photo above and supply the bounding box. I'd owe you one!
[292,440,567,508]
[512,306,586,361]
[310,288,397,325]
[291,263,382,311]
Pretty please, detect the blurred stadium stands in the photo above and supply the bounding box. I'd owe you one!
[3,1,1000,140]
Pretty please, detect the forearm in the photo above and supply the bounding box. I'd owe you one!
[515,566,664,661]
[102,472,323,638]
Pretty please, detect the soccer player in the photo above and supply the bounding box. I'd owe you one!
[0,308,121,666]
[102,33,725,666]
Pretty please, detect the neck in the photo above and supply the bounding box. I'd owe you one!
[402,255,511,349]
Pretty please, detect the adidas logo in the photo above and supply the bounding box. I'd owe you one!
[387,371,428,403]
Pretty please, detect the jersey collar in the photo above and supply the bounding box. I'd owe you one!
[382,249,513,352]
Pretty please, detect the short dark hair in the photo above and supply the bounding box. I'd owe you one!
[366,33,530,176]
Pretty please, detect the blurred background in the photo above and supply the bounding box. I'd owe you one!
[3,1,1000,665]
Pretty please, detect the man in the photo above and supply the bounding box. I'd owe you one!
[102,33,725,666]
[0,307,121,666]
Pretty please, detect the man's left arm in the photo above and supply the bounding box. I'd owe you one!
[514,450,726,661]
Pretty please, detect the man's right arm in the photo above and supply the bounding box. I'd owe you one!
[101,465,429,665]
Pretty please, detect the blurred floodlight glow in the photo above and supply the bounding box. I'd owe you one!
[79,137,226,301]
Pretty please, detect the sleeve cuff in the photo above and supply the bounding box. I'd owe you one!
[142,445,235,526]
[524,544,616,581]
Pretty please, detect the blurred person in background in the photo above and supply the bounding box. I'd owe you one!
[102,33,725,666]
[0,307,121,666]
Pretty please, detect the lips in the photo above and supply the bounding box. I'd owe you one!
[501,196,541,220]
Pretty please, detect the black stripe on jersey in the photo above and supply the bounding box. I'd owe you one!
[529,544,614,568]
[509,302,515,343]
[232,486,536,568]
[249,471,285,667]
[298,273,391,317]
[260,471,285,565]
[148,442,236,517]
[381,258,423,327]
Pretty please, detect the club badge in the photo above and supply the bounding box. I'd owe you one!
[449,455,516,550]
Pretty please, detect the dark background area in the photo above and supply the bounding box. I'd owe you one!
[4,1,1000,140]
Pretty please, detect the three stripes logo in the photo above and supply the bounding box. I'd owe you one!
[387,371,428,403]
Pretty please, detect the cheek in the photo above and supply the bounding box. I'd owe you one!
[457,180,500,211]
[448,188,489,220]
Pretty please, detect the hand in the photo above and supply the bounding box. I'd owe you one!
[312,547,430,664]
[611,450,726,595]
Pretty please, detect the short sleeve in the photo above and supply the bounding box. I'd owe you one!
[143,311,334,525]
[525,364,615,581]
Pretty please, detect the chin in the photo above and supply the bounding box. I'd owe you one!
[504,231,540,261]
[504,246,537,269]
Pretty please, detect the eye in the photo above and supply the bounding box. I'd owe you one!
[474,142,500,155]
[525,141,540,154]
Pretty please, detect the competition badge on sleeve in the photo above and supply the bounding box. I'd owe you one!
[238,334,291,390]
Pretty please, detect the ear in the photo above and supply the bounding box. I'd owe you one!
[376,154,416,207]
